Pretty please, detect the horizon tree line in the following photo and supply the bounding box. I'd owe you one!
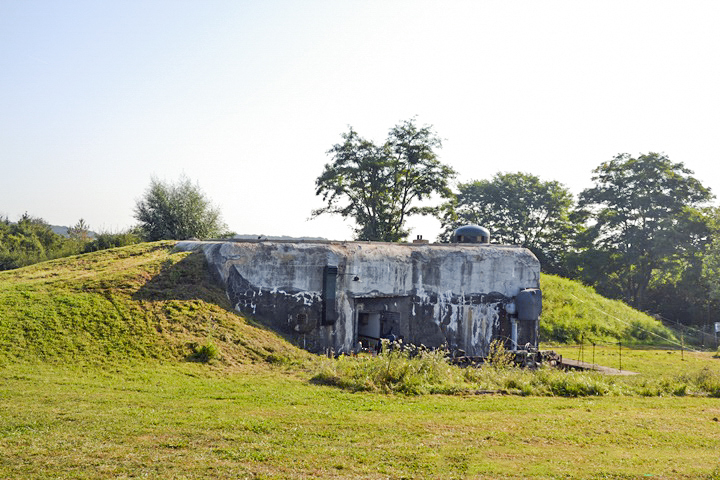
[314,119,719,329]
[2,119,719,329]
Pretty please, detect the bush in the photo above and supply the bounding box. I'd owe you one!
[134,176,228,241]
[485,339,514,368]
[190,341,220,363]
[84,231,142,253]
[694,367,720,397]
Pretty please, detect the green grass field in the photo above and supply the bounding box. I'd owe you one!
[1,243,720,478]
[2,362,720,478]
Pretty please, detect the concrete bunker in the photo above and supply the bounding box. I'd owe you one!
[177,232,542,357]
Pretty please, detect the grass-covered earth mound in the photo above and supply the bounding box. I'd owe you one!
[539,274,677,345]
[0,242,311,367]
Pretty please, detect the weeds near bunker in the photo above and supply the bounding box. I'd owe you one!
[312,343,467,395]
[485,339,514,368]
[312,344,720,398]
[691,367,720,397]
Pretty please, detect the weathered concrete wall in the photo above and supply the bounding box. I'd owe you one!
[176,240,541,356]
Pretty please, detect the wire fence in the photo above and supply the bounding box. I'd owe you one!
[536,293,720,372]
[567,293,719,351]
[541,339,697,373]
[653,313,719,349]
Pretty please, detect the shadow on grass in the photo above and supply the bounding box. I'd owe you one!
[131,251,230,307]
[131,250,310,364]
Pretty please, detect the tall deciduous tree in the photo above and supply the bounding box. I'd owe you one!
[438,172,581,274]
[313,119,456,242]
[576,152,713,310]
[702,208,720,304]
[134,176,228,241]
[644,206,714,326]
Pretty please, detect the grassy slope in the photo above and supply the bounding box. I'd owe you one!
[0,242,311,367]
[540,273,676,345]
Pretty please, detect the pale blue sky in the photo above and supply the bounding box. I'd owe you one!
[2,0,719,240]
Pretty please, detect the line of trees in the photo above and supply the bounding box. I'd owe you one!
[314,120,719,328]
[1,176,230,270]
[0,214,146,270]
[3,119,717,329]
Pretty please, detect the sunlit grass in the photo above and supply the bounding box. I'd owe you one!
[0,242,312,368]
[2,362,720,479]
[540,274,677,345]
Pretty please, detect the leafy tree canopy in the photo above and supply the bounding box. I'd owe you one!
[701,207,720,304]
[438,172,581,274]
[0,213,69,270]
[313,119,456,242]
[575,152,713,310]
[134,176,229,241]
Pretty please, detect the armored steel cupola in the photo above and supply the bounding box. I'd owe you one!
[451,225,490,244]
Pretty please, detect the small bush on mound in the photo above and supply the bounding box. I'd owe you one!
[189,341,219,363]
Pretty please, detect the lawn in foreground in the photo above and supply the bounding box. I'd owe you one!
[2,362,720,479]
